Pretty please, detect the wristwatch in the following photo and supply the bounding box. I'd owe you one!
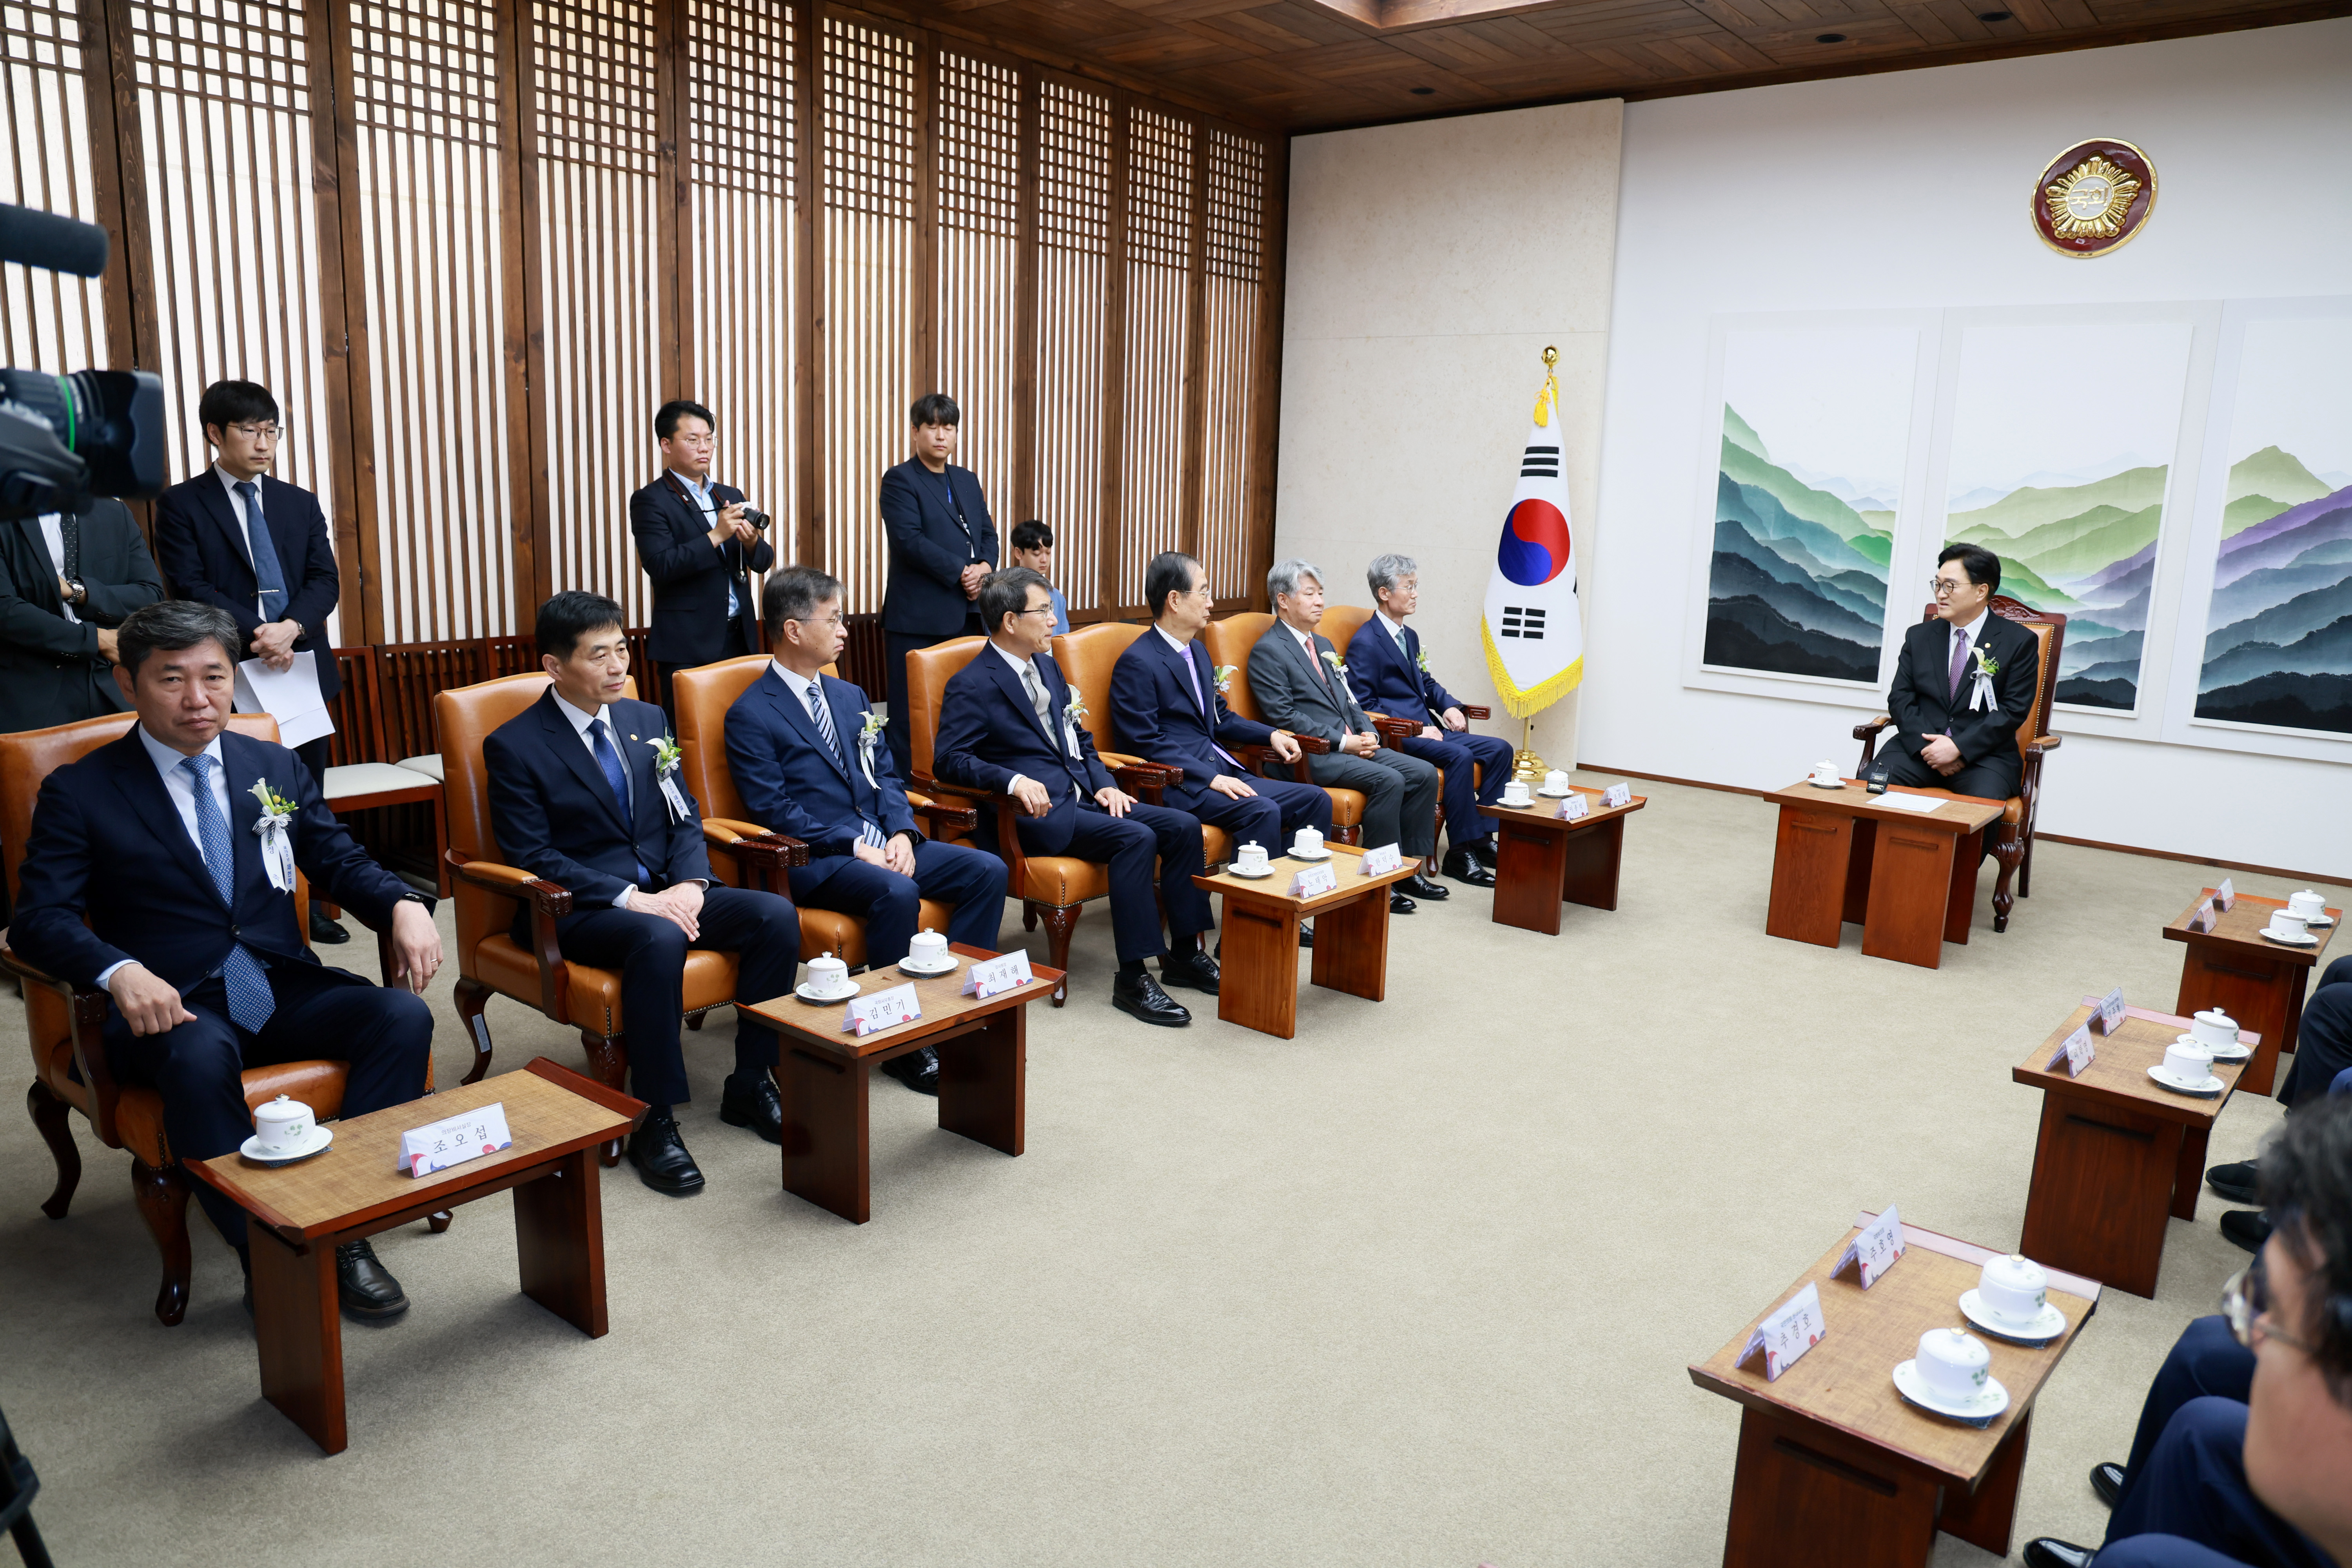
[65,578,86,606]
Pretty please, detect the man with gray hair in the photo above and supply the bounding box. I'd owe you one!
[1249,559,1448,913]
[1344,553,1514,887]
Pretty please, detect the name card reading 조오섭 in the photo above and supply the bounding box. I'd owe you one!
[1832,1205,1908,1289]
[1290,863,1338,899]
[399,1101,514,1178]
[1600,782,1632,809]
[2093,986,2126,1036]
[1358,843,1403,877]
[2189,897,2219,934]
[2047,1022,2096,1078]
[2216,878,2236,912]
[1737,1281,1827,1382]
[1558,793,1589,821]
[842,982,921,1037]
[960,950,1034,1000]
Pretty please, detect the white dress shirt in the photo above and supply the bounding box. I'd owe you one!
[95,728,236,987]
[1375,609,1409,654]
[31,514,77,624]
[1949,607,1989,675]
[552,690,676,908]
[671,468,739,619]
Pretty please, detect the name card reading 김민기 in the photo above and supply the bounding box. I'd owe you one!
[2048,1022,2096,1078]
[1833,1206,1908,1289]
[1290,862,1338,899]
[1738,1281,1827,1382]
[961,950,1034,1000]
[1357,843,1404,877]
[2093,986,2127,1036]
[842,983,921,1037]
[399,1102,514,1178]
[1600,782,1632,809]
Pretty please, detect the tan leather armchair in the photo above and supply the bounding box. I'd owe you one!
[1200,611,1363,845]
[1853,595,2066,932]
[2,711,425,1326]
[436,673,802,1154]
[670,654,978,969]
[1321,603,1497,859]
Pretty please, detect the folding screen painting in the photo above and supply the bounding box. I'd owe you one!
[2192,316,2352,737]
[1941,322,2193,711]
[1703,328,1913,684]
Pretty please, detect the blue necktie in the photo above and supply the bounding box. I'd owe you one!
[590,718,649,884]
[233,481,290,623]
[808,680,886,849]
[180,754,275,1033]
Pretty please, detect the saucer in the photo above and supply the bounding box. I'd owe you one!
[240,1125,333,1166]
[2148,1063,2224,1097]
[1806,777,1845,789]
[1958,1289,2068,1345]
[1891,1360,2011,1424]
[1289,846,1332,862]
[2179,1033,2251,1063]
[897,955,959,978]
[795,979,862,1004]
[1226,862,1276,879]
[2259,926,2319,947]
[2300,912,2335,928]
[1535,786,1575,798]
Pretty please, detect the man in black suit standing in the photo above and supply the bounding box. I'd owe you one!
[0,498,162,732]
[153,379,350,947]
[631,398,775,716]
[879,392,997,777]
[1881,543,2040,800]
[13,601,441,1319]
[484,591,800,1195]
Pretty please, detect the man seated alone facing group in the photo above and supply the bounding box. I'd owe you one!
[725,564,1010,1096]
[1881,542,2041,800]
[932,567,1215,1026]
[13,601,441,1320]
[485,591,801,1196]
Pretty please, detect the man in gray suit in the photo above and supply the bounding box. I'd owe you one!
[1248,558,1448,914]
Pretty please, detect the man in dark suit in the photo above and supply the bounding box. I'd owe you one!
[1347,552,1514,888]
[1881,543,2041,801]
[485,590,800,1194]
[1111,550,1331,865]
[0,498,162,732]
[879,392,997,777]
[932,568,1210,1025]
[1249,559,1448,913]
[12,601,441,1318]
[152,379,349,947]
[726,564,1007,1094]
[631,398,775,715]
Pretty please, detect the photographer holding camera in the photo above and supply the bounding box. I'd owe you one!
[632,398,775,715]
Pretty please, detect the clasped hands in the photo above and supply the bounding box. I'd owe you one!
[250,618,305,672]
[853,834,917,875]
[1918,734,1965,777]
[105,900,446,1036]
[958,561,987,601]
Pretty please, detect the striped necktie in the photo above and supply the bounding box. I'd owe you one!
[808,679,886,848]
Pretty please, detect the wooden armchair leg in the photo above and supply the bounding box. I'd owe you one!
[1031,901,1080,1006]
[26,1081,80,1220]
[1023,905,1038,932]
[581,1030,628,1167]
[454,978,495,1086]
[131,1156,193,1327]
[2020,833,2037,899]
[1990,830,2024,934]
[685,1009,708,1032]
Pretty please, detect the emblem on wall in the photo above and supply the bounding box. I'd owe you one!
[2032,138,2156,259]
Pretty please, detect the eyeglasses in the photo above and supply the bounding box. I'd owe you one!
[1014,605,1057,620]
[793,613,846,630]
[1929,575,1974,598]
[226,422,283,441]
[2222,1259,2316,1355]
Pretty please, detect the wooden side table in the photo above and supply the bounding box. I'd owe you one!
[1761,779,2005,969]
[190,1059,643,1455]
[739,943,1060,1224]
[2161,889,2338,1098]
[1192,842,1423,1039]
[1689,1215,2099,1568]
[1485,786,1647,935]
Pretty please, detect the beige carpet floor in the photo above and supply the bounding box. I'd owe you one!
[1,773,2341,1567]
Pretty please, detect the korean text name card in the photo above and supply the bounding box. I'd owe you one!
[1737,1281,1827,1382]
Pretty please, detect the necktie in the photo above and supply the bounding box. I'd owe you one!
[234,481,290,622]
[590,718,650,883]
[1947,629,1969,702]
[809,680,886,848]
[1021,661,1053,730]
[1187,649,1240,768]
[60,509,79,581]
[1305,633,1332,692]
[180,755,275,1032]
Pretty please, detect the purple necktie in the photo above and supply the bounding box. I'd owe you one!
[1945,630,1969,737]
[1188,647,1240,769]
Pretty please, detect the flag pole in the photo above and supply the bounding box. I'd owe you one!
[1507,344,1564,786]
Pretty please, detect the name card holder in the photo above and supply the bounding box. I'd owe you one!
[1558,793,1590,822]
[399,1102,513,1178]
[1290,863,1338,899]
[842,982,921,1037]
[2215,878,2236,912]
[1831,1206,1907,1289]
[1737,1281,1826,1382]
[1600,782,1633,809]
[1358,843,1403,877]
[2188,898,2219,934]
[960,950,1034,1000]
[2047,1022,2095,1078]
[2091,986,2126,1036]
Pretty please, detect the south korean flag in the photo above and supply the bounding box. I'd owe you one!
[1480,356,1586,715]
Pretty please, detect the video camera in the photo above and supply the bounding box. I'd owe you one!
[0,201,165,521]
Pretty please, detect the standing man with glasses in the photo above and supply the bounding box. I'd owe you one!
[1878,543,2040,801]
[879,393,997,777]
[155,379,351,947]
[632,398,774,716]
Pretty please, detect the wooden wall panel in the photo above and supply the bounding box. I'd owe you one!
[934,47,1018,532]
[1116,102,1190,607]
[1199,127,1262,602]
[1031,76,1108,614]
[0,0,109,372]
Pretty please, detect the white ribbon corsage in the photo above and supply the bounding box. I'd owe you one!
[1967,646,2000,713]
[1212,663,1237,696]
[857,709,886,790]
[1321,650,1349,679]
[1062,693,1089,755]
[644,734,693,822]
[248,780,297,893]
[1414,648,1432,673]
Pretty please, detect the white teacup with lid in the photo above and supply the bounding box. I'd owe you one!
[1542,769,1571,794]
[1235,840,1269,874]
[2288,889,2327,921]
[1976,1254,2049,1327]
[1915,1327,1993,1405]
[907,928,949,968]
[806,952,852,997]
[1500,779,1532,807]
[2162,1039,2217,1085]
[252,1093,315,1157]
[2190,1009,2240,1051]
[2265,908,2310,941]
[1809,759,1842,786]
[1291,826,1324,858]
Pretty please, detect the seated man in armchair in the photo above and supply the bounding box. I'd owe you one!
[1881,543,2040,800]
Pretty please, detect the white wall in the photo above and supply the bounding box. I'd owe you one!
[1580,19,2352,876]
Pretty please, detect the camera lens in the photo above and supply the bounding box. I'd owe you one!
[740,506,771,531]
[0,367,166,499]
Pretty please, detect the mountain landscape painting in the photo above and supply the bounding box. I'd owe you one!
[2194,316,2352,736]
[1703,328,1913,684]
[1942,321,2193,711]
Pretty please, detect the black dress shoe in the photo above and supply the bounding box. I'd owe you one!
[1401,872,1450,901]
[335,1238,409,1321]
[1390,890,1417,914]
[1466,836,1498,869]
[1160,948,1221,995]
[2022,1538,2096,1568]
[309,909,351,945]
[2207,1160,2259,1204]
[1112,969,1191,1027]
[1441,848,1496,887]
[2090,1461,2125,1508]
[2221,1209,2271,1253]
[1299,924,1314,948]
[719,1071,784,1142]
[880,1045,940,1095]
[628,1110,706,1196]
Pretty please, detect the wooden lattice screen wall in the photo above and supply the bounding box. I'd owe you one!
[7,0,1283,643]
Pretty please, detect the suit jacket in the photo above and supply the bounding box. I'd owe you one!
[0,501,162,731]
[13,728,413,992]
[1885,612,2042,778]
[1345,616,1459,724]
[630,474,776,666]
[1248,620,1370,747]
[725,666,919,879]
[484,688,713,909]
[933,644,1113,851]
[1109,629,1274,815]
[878,459,997,636]
[152,470,342,701]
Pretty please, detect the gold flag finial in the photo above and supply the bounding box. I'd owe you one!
[1542,345,1558,368]
[1533,345,1563,426]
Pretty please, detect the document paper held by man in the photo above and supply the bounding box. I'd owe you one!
[1480,348,1586,716]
